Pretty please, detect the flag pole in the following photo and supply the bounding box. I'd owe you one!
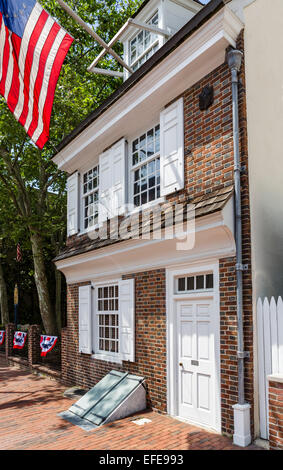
[56,0,133,73]
[14,243,22,329]
[14,284,18,330]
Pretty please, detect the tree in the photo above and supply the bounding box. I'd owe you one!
[0,246,9,325]
[0,0,142,333]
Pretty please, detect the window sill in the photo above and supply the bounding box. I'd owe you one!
[127,197,165,216]
[80,223,100,238]
[91,353,123,365]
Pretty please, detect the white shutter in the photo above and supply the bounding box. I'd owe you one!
[67,172,79,236]
[112,139,126,217]
[119,278,135,362]
[98,138,126,225]
[79,285,92,354]
[98,149,112,225]
[160,97,184,196]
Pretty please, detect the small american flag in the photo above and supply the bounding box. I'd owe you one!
[16,243,22,262]
[0,1,73,149]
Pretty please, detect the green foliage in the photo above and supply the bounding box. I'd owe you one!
[0,0,143,326]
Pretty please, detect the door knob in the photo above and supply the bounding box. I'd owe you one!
[179,363,183,367]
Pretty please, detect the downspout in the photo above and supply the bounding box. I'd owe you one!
[227,48,251,447]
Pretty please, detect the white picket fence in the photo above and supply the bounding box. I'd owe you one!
[257,297,283,440]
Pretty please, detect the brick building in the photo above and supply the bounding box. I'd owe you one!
[52,0,283,449]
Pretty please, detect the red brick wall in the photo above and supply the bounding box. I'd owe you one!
[219,257,238,435]
[61,32,254,437]
[62,269,167,413]
[269,380,283,450]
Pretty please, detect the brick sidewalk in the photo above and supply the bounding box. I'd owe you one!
[0,357,259,450]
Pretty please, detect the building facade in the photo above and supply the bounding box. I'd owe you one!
[52,0,283,448]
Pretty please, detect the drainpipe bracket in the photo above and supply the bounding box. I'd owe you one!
[237,351,250,359]
[236,263,248,272]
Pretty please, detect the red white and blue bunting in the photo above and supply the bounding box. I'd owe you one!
[13,331,27,349]
[0,330,5,346]
[40,335,58,357]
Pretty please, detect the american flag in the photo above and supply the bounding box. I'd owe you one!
[0,1,73,149]
[16,242,22,262]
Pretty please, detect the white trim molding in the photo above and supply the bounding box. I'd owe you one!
[53,6,243,174]
[267,374,283,384]
[55,199,235,284]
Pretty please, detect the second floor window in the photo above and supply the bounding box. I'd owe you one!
[130,12,159,72]
[83,165,99,229]
[131,125,160,207]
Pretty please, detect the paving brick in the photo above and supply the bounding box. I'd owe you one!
[0,356,259,451]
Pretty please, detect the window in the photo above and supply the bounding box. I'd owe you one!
[97,285,119,354]
[83,165,99,229]
[131,125,161,207]
[177,273,214,293]
[130,12,159,72]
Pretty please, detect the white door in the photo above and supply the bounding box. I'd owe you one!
[176,298,217,429]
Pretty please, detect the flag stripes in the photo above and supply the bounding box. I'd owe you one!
[0,1,73,148]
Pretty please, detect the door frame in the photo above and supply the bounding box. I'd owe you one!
[166,261,221,432]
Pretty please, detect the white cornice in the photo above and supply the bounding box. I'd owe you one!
[53,6,243,174]
[55,202,235,283]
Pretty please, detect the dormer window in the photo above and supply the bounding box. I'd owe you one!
[88,0,202,79]
[129,11,159,72]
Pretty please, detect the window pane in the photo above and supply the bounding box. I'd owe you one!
[196,275,204,290]
[148,176,155,188]
[133,152,139,166]
[141,179,147,192]
[139,149,146,161]
[141,164,148,178]
[148,188,155,202]
[146,142,154,158]
[140,133,146,147]
[187,277,194,290]
[178,278,186,291]
[131,50,136,63]
[155,126,160,152]
[206,274,214,289]
[141,192,147,205]
[148,160,155,175]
